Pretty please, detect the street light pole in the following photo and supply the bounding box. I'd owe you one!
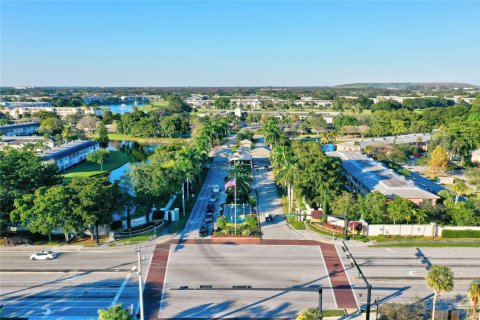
[136,247,144,320]
[318,286,323,315]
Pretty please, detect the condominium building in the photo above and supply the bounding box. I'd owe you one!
[38,140,99,171]
[0,122,40,136]
[327,150,439,205]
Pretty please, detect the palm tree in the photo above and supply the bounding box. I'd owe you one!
[320,132,330,144]
[178,146,202,199]
[426,265,454,320]
[450,179,468,205]
[468,279,480,320]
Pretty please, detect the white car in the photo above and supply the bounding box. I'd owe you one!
[30,250,57,261]
[212,185,220,193]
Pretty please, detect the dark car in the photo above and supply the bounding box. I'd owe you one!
[207,203,215,213]
[204,213,214,223]
[199,225,209,237]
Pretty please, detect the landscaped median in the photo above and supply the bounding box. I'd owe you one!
[62,150,128,180]
[212,213,261,238]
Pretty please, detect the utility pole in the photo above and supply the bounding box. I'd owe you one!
[182,183,185,216]
[136,247,144,320]
[318,286,323,315]
[234,172,237,235]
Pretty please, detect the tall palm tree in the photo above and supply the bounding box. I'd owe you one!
[426,265,454,320]
[451,179,468,205]
[178,146,202,199]
[468,279,480,320]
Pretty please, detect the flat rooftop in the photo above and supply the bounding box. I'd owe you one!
[38,140,98,161]
[337,133,431,149]
[0,122,40,131]
[327,151,439,200]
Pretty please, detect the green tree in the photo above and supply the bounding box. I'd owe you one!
[387,196,416,224]
[426,265,454,320]
[61,126,74,143]
[69,177,116,244]
[98,304,132,320]
[450,179,468,205]
[357,191,388,224]
[331,191,356,219]
[292,141,343,215]
[468,279,480,320]
[0,149,59,224]
[465,168,480,193]
[428,145,449,173]
[96,122,110,145]
[87,149,109,171]
[214,97,231,109]
[12,186,80,241]
[37,117,63,135]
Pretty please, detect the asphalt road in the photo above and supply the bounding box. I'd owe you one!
[179,136,235,240]
[158,243,335,319]
[337,244,480,311]
[0,246,153,319]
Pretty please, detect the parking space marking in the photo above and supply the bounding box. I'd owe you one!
[111,272,131,306]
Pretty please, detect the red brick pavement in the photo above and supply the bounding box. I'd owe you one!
[144,243,170,320]
[319,242,357,309]
[145,239,357,319]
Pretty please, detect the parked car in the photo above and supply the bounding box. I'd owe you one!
[212,185,220,193]
[199,225,209,237]
[30,251,57,261]
[207,203,215,213]
[209,194,216,203]
[205,213,214,223]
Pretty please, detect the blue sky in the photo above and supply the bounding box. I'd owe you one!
[1,1,479,86]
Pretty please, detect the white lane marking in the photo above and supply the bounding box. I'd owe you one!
[319,246,338,309]
[111,272,131,306]
[409,270,417,276]
[158,244,173,316]
[335,245,360,309]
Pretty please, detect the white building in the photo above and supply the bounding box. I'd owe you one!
[38,140,99,171]
[472,149,480,164]
[0,122,40,136]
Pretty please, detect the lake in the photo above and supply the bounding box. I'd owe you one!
[98,103,146,114]
[107,140,157,193]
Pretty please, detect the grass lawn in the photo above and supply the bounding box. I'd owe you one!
[62,150,128,180]
[138,100,169,112]
[371,241,480,247]
[107,133,188,144]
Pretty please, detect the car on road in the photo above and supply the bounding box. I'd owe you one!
[205,213,214,223]
[199,225,209,237]
[212,185,220,193]
[30,251,57,261]
[209,194,216,202]
[207,203,215,213]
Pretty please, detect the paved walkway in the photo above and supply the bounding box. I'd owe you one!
[255,168,305,240]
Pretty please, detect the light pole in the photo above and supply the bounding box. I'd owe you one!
[318,286,323,315]
[136,247,144,320]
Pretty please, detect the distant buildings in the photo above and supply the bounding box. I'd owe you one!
[0,135,54,150]
[38,140,99,171]
[0,101,53,108]
[336,133,431,152]
[2,106,93,119]
[327,150,439,205]
[0,122,40,136]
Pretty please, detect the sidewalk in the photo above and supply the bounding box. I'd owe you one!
[0,228,178,252]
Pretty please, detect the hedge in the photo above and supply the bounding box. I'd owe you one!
[442,229,480,238]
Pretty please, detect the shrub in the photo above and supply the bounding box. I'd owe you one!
[217,216,228,229]
[296,307,322,320]
[442,229,480,238]
[379,298,427,320]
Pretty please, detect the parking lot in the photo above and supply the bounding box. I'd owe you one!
[156,243,337,319]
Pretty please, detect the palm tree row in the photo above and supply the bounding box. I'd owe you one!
[271,145,298,216]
